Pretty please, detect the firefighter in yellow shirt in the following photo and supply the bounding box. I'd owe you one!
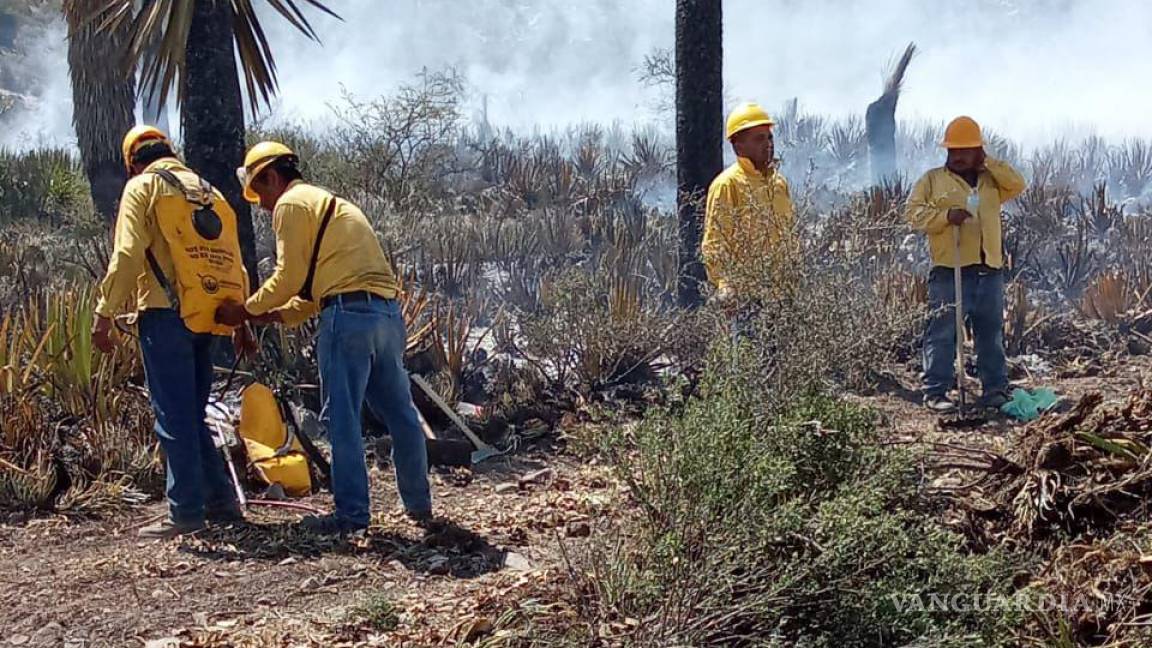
[702,102,796,306]
[906,116,1026,413]
[92,126,250,539]
[215,142,431,534]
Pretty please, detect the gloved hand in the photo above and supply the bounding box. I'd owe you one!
[215,300,250,326]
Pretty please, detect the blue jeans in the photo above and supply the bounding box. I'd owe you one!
[138,309,237,524]
[317,296,431,526]
[923,266,1009,398]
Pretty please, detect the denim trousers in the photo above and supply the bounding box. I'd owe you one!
[138,309,238,524]
[317,296,431,526]
[922,265,1009,398]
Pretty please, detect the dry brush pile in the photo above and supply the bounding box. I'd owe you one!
[928,388,1152,646]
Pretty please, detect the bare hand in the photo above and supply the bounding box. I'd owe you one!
[92,316,115,354]
[947,208,972,226]
[215,300,250,327]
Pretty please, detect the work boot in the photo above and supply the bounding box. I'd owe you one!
[405,509,435,529]
[923,394,957,414]
[138,518,206,540]
[206,505,245,526]
[981,390,1011,410]
[298,513,367,536]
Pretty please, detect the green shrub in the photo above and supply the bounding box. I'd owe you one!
[348,594,400,632]
[0,149,89,225]
[589,359,1027,647]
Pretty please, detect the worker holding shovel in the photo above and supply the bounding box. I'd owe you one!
[702,102,797,322]
[214,142,432,534]
[906,116,1026,414]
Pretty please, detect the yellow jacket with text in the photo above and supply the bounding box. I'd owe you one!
[905,158,1027,269]
[244,181,400,325]
[701,157,796,294]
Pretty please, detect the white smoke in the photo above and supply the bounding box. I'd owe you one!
[2,0,1149,149]
[0,16,73,150]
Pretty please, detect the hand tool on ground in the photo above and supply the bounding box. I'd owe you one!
[410,373,509,463]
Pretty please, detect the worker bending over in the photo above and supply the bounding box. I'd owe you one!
[702,102,796,306]
[215,142,432,534]
[905,116,1026,413]
[93,126,250,539]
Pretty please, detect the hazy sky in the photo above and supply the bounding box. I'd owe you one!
[5,0,1148,148]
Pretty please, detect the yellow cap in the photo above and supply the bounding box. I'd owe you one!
[121,125,169,171]
[238,141,295,202]
[725,103,775,140]
[941,116,984,149]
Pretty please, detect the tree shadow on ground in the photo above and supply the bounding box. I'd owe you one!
[176,518,505,579]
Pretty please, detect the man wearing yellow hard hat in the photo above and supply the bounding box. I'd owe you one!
[93,125,251,538]
[214,142,432,534]
[702,102,796,306]
[905,116,1026,413]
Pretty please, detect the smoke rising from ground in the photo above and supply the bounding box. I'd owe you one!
[2,0,1147,149]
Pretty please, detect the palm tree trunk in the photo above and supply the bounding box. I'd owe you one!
[675,0,723,309]
[183,0,259,287]
[867,44,917,185]
[64,0,135,222]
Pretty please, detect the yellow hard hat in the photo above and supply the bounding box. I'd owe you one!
[121,125,169,171]
[725,103,776,140]
[941,116,984,149]
[238,141,296,202]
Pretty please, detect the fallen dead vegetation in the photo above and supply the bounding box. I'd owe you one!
[936,388,1152,645]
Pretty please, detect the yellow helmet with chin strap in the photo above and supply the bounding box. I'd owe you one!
[121,125,170,172]
[238,141,296,202]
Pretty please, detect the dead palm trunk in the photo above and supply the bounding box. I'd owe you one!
[182,0,259,286]
[675,0,723,309]
[64,0,135,222]
[866,43,916,185]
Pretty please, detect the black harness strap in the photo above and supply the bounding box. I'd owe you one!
[299,197,337,302]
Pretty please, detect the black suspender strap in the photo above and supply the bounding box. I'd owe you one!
[145,249,180,310]
[144,170,187,310]
[299,197,337,302]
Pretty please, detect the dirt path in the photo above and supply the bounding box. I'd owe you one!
[0,447,621,647]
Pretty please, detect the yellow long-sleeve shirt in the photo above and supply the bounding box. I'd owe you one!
[95,158,202,318]
[701,157,796,293]
[905,158,1026,269]
[245,181,400,326]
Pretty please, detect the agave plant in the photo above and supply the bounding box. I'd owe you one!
[0,287,141,409]
[430,301,491,402]
[1080,272,1139,325]
[1108,139,1152,199]
[0,312,53,395]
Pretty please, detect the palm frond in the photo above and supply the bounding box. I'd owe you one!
[94,0,340,113]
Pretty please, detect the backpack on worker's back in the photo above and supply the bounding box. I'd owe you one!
[146,168,247,335]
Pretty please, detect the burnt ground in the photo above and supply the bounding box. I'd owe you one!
[853,354,1152,447]
[4,356,1150,647]
[0,447,623,647]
